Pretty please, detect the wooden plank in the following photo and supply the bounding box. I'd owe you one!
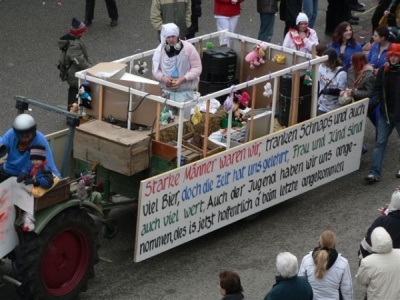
[156,102,161,141]
[289,54,300,126]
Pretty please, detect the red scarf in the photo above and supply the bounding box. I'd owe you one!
[30,160,47,177]
[289,28,310,50]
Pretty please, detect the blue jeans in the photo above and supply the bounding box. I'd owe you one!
[303,0,318,28]
[369,114,400,177]
[258,13,275,43]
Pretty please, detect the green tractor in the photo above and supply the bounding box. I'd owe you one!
[1,96,139,299]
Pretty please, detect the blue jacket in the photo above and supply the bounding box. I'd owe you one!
[367,42,391,68]
[0,129,61,178]
[264,275,313,300]
[328,41,362,70]
[20,165,54,188]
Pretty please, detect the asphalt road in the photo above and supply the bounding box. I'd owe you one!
[1,0,399,299]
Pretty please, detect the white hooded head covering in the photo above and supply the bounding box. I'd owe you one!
[160,23,179,45]
[388,190,400,211]
[371,227,393,254]
[153,23,180,73]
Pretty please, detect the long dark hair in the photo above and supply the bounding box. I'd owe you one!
[332,22,357,48]
[323,48,344,70]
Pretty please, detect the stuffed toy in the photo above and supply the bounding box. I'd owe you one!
[71,102,79,113]
[160,107,169,126]
[303,70,313,86]
[191,107,202,125]
[78,83,92,109]
[245,42,268,69]
[272,54,286,64]
[263,82,273,97]
[224,96,233,111]
[134,60,148,75]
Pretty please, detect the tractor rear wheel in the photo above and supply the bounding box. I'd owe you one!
[13,208,99,300]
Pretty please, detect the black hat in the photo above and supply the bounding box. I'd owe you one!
[30,144,46,161]
[70,17,86,36]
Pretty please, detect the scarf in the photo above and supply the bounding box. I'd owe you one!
[312,246,339,270]
[30,160,47,177]
[386,63,400,72]
[289,28,310,50]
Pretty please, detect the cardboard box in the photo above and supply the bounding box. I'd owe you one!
[86,62,127,79]
[74,120,150,176]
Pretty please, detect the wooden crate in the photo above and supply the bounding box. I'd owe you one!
[182,132,225,157]
[35,178,70,211]
[151,139,201,168]
[74,120,150,176]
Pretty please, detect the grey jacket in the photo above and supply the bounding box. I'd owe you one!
[58,34,92,88]
[347,64,376,101]
[257,0,278,14]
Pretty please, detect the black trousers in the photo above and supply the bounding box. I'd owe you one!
[85,0,119,21]
[371,0,396,34]
[326,0,351,34]
[68,86,78,109]
[0,164,11,183]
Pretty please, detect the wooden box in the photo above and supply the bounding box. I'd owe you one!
[182,132,225,157]
[74,120,150,176]
[35,178,70,211]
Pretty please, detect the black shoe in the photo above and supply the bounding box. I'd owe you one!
[110,19,118,27]
[84,19,92,26]
[350,14,359,21]
[350,4,365,11]
[347,19,359,25]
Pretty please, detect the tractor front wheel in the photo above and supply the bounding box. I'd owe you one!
[13,208,99,300]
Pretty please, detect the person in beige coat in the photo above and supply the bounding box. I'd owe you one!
[356,226,400,300]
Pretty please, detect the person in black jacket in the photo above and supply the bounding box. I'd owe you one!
[186,0,202,39]
[279,0,302,37]
[359,188,400,259]
[365,43,400,183]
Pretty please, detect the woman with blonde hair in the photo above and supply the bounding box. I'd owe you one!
[298,230,353,300]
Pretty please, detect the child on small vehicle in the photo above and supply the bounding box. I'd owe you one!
[17,144,54,232]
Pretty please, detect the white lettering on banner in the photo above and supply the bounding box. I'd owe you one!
[135,101,368,262]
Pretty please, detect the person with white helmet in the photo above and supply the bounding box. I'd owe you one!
[0,114,61,182]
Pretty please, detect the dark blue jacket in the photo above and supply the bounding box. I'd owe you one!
[264,275,313,300]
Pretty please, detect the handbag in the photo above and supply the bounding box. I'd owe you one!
[338,91,354,106]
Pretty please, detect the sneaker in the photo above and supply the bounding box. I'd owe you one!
[110,19,118,27]
[350,3,365,11]
[84,19,92,27]
[22,212,35,232]
[346,19,359,25]
[395,170,400,178]
[365,174,380,183]
[350,14,359,21]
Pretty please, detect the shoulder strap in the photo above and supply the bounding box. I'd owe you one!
[318,67,345,97]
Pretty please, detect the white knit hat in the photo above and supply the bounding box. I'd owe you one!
[388,190,400,211]
[296,12,309,25]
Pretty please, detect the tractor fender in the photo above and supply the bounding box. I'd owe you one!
[33,200,104,234]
